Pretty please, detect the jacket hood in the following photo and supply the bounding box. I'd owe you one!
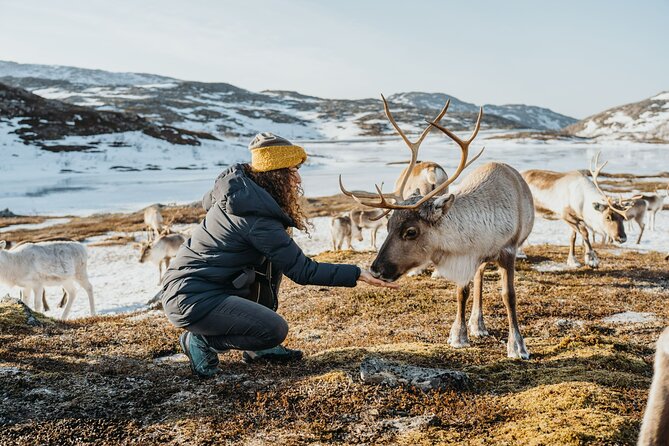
[212,164,294,227]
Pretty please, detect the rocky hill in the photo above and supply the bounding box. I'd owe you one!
[564,92,669,143]
[0,61,577,144]
[0,82,218,151]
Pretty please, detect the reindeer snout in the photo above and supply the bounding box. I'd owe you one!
[618,235,627,243]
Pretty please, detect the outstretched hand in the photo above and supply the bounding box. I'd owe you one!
[357,269,400,289]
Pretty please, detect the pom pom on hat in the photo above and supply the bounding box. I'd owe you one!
[248,132,307,172]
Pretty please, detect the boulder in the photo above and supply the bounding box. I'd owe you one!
[360,356,468,391]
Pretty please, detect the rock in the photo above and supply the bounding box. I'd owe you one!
[380,415,438,432]
[0,208,17,218]
[359,356,468,391]
[0,295,43,326]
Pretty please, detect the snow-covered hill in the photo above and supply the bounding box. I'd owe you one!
[565,92,669,143]
[0,61,577,142]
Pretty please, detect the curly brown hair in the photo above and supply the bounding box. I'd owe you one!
[242,164,308,232]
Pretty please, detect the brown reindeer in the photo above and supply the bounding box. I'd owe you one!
[340,95,533,359]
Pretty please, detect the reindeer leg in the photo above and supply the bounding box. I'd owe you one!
[33,285,44,313]
[468,263,489,337]
[371,228,378,250]
[449,284,471,348]
[567,229,581,267]
[498,253,529,359]
[636,220,645,244]
[20,287,30,305]
[58,288,69,308]
[577,224,599,268]
[41,289,50,312]
[61,282,78,320]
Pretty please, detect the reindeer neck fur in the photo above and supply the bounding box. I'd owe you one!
[429,163,526,286]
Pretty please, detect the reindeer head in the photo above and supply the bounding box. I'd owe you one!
[589,153,629,244]
[339,95,484,282]
[138,242,152,263]
[372,194,456,281]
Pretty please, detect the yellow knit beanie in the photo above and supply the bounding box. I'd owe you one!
[248,132,307,172]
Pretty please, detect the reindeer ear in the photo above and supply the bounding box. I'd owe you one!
[0,240,6,250]
[419,194,455,222]
[592,202,607,212]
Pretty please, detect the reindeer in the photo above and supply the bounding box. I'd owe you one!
[395,161,448,197]
[641,190,666,231]
[331,214,353,251]
[620,197,648,244]
[349,209,388,250]
[139,233,186,284]
[143,206,164,240]
[0,240,94,320]
[638,327,669,445]
[522,154,629,268]
[340,95,533,359]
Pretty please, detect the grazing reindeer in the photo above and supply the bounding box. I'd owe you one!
[331,215,353,251]
[641,190,666,231]
[0,240,94,320]
[522,153,629,268]
[139,233,186,284]
[621,197,648,244]
[143,206,164,240]
[395,161,449,197]
[638,327,669,445]
[340,95,533,359]
[350,209,388,250]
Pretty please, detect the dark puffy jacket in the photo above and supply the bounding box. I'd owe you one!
[161,164,360,327]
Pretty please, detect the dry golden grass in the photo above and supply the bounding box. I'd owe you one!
[0,244,666,445]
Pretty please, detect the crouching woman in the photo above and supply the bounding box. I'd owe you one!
[161,133,394,378]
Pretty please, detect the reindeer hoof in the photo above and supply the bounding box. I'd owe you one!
[448,330,471,348]
[566,256,581,268]
[468,324,489,338]
[430,270,445,279]
[507,339,530,360]
[585,253,600,268]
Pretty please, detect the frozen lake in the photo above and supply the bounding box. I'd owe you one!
[1,132,668,216]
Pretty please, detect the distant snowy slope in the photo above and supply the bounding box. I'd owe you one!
[0,60,578,140]
[565,92,669,143]
[0,60,173,86]
[483,104,577,131]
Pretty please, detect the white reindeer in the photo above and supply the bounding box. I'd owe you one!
[139,233,186,284]
[0,240,95,320]
[331,215,353,251]
[395,161,449,197]
[340,96,532,359]
[349,209,388,250]
[621,197,648,244]
[640,190,666,231]
[522,153,629,268]
[638,327,669,445]
[143,206,164,240]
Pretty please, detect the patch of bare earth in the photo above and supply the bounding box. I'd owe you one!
[1,244,666,445]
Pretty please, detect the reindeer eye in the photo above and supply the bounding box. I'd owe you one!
[403,227,419,240]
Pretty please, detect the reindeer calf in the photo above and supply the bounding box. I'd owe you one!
[139,233,185,284]
[331,215,352,251]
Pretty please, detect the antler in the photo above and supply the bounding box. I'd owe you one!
[589,151,631,217]
[339,94,451,205]
[340,106,485,211]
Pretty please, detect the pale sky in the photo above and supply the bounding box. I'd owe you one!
[0,0,667,118]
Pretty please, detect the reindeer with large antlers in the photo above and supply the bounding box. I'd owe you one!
[522,152,629,268]
[340,95,534,359]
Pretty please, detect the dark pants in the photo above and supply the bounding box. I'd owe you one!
[185,295,288,352]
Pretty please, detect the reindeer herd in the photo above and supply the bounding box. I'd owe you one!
[0,205,186,320]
